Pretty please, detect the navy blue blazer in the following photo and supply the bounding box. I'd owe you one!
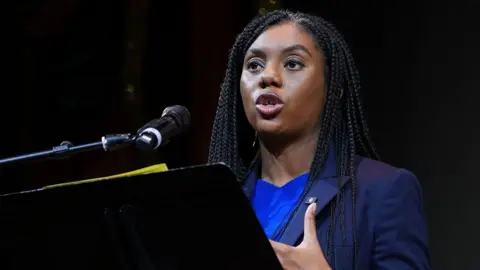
[243,150,430,270]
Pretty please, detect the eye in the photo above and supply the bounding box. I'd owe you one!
[285,59,304,71]
[246,59,264,72]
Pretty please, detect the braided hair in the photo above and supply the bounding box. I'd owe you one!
[208,10,378,267]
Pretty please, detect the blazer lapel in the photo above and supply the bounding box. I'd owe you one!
[278,146,349,246]
[242,146,350,246]
[278,175,349,246]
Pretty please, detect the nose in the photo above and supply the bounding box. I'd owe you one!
[259,64,283,89]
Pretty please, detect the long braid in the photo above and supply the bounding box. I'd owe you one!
[322,18,378,266]
[208,10,378,268]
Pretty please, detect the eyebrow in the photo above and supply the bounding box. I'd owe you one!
[247,44,313,57]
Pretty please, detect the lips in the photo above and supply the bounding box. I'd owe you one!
[254,92,284,119]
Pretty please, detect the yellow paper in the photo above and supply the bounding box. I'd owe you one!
[44,163,168,189]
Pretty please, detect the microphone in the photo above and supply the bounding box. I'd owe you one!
[135,105,191,150]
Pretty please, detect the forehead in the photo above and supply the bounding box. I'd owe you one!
[248,23,317,52]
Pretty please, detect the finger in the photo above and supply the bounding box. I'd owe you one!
[302,202,319,246]
[269,241,289,267]
[269,240,292,255]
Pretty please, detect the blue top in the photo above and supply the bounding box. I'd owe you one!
[251,173,308,241]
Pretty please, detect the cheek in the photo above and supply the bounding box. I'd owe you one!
[240,72,255,104]
[239,74,256,119]
[303,89,326,125]
[284,75,326,123]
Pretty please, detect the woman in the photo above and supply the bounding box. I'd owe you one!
[208,10,430,270]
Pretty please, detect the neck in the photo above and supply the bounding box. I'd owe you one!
[258,129,319,187]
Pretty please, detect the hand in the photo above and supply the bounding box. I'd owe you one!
[270,203,331,270]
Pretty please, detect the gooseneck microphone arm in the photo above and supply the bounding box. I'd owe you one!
[0,105,191,168]
[0,134,135,167]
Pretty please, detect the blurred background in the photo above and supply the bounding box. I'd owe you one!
[2,0,480,269]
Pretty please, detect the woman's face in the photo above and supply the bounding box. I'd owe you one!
[240,22,326,139]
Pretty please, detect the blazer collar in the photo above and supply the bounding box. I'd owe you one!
[243,145,350,246]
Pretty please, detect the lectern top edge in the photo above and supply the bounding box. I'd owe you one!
[0,162,234,198]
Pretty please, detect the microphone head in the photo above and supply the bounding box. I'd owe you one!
[162,105,191,132]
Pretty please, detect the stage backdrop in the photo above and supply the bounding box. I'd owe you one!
[3,0,480,269]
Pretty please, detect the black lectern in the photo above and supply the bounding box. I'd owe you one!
[0,163,282,270]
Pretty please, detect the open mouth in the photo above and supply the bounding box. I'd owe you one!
[255,92,284,119]
[255,92,283,106]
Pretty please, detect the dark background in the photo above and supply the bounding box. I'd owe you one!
[3,0,479,269]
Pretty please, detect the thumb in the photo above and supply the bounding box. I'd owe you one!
[301,202,319,247]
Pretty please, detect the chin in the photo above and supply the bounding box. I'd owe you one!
[254,118,286,135]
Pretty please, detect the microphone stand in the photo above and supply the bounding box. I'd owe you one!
[0,134,135,167]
